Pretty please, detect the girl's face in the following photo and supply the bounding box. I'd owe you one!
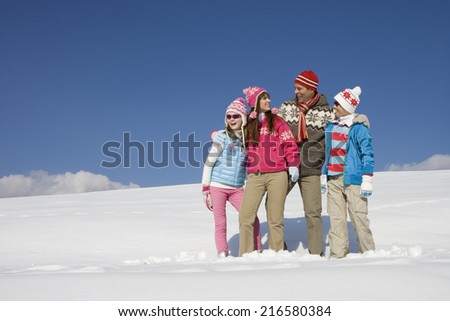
[258,93,271,112]
[226,113,243,130]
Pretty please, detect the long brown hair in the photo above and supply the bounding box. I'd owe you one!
[245,92,277,146]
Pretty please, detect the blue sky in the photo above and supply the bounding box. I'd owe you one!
[1,0,449,193]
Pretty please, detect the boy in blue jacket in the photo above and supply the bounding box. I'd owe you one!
[321,86,375,258]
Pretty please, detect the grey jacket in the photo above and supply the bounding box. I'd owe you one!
[279,94,334,176]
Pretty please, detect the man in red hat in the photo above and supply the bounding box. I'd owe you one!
[210,71,368,256]
[278,70,334,256]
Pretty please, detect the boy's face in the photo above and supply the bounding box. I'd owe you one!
[334,101,351,118]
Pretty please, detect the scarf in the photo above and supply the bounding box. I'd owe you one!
[336,114,355,127]
[296,93,320,143]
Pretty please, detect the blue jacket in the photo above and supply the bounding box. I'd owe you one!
[211,137,247,187]
[322,121,375,185]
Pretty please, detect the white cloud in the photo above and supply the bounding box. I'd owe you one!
[386,154,450,171]
[0,170,139,198]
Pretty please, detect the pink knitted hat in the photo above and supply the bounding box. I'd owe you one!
[225,97,248,126]
[243,86,267,108]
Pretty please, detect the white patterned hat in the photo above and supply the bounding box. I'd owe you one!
[334,86,362,113]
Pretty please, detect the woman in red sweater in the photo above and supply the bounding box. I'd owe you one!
[238,86,300,256]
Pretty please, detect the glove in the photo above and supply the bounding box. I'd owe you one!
[211,130,226,145]
[288,166,299,183]
[202,185,213,211]
[320,174,327,194]
[360,175,373,198]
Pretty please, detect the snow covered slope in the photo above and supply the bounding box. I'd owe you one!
[1,170,449,300]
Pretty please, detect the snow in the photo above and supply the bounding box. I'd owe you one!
[1,170,449,302]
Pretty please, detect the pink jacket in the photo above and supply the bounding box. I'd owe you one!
[246,116,300,174]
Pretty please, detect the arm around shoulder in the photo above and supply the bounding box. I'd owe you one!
[277,118,300,167]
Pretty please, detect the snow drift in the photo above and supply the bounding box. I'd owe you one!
[0,170,449,300]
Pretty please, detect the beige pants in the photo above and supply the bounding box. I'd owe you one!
[327,175,375,258]
[288,175,323,255]
[239,171,288,256]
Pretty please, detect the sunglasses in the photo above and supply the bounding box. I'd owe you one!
[226,114,241,120]
[333,101,341,107]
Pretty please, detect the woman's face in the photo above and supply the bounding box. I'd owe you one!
[226,113,243,130]
[258,94,271,112]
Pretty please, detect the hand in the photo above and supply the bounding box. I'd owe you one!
[360,175,373,198]
[202,185,213,211]
[320,175,327,194]
[211,130,226,145]
[288,166,299,183]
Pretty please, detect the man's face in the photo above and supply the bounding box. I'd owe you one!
[295,84,315,104]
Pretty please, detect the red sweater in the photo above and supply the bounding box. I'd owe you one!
[246,117,300,174]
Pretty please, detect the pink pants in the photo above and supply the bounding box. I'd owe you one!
[210,186,262,254]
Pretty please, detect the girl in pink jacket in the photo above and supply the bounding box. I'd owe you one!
[238,86,300,256]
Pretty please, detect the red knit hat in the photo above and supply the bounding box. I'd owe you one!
[295,70,319,91]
